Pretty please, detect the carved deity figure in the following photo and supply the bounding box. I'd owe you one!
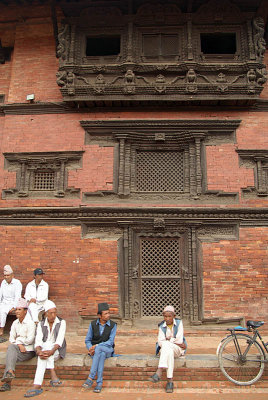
[186,69,197,93]
[154,74,166,94]
[94,74,106,94]
[253,17,266,61]
[123,70,136,94]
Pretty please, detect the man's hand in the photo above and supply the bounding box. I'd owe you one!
[18,344,26,353]
[178,342,186,350]
[88,345,96,356]
[28,299,37,304]
[38,350,53,359]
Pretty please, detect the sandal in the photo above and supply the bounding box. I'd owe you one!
[50,379,62,387]
[93,385,102,393]
[166,381,174,393]
[149,373,160,383]
[24,388,43,397]
[0,382,11,391]
[1,371,15,382]
[82,378,93,389]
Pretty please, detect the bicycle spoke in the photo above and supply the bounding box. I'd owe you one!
[218,334,265,385]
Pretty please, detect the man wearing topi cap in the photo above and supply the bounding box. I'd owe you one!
[0,298,36,392]
[24,268,49,324]
[82,302,117,393]
[149,305,187,393]
[0,265,22,337]
[24,300,66,398]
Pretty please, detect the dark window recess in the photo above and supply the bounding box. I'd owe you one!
[201,33,236,54]
[86,37,121,56]
[0,94,4,103]
[142,34,179,57]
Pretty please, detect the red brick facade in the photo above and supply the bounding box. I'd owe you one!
[0,1,267,327]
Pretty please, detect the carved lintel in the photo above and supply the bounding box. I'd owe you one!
[153,218,165,229]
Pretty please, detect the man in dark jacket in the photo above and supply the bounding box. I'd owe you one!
[82,303,117,393]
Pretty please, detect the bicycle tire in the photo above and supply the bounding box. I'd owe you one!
[218,333,265,385]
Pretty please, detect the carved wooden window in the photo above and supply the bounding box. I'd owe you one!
[237,150,268,197]
[140,237,181,317]
[3,152,83,199]
[142,33,180,61]
[136,150,184,192]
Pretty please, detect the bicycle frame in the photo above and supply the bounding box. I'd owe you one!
[229,328,268,363]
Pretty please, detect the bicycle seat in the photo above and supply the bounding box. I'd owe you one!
[246,320,264,329]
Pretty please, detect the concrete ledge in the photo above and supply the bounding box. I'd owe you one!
[0,352,219,368]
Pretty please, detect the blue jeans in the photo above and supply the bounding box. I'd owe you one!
[88,345,113,386]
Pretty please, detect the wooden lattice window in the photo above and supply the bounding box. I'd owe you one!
[32,171,55,191]
[140,238,181,317]
[136,150,184,192]
[142,33,180,60]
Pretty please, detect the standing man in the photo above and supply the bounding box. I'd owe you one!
[24,268,49,324]
[149,305,187,393]
[0,265,22,338]
[82,303,117,393]
[0,298,36,392]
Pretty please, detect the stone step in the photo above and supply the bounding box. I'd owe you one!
[1,353,267,387]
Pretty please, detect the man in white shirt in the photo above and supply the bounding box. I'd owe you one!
[149,305,187,393]
[24,268,49,324]
[0,298,36,392]
[24,300,66,398]
[0,265,22,338]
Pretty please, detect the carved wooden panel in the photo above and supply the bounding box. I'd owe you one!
[2,152,83,199]
[56,0,267,104]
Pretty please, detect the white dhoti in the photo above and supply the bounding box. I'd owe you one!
[158,341,183,379]
[33,342,59,385]
[0,303,14,328]
[27,303,44,323]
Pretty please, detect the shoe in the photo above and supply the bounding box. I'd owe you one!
[82,378,93,389]
[0,382,11,391]
[165,381,174,393]
[50,379,62,387]
[24,388,43,397]
[1,371,15,382]
[93,385,102,393]
[149,373,160,383]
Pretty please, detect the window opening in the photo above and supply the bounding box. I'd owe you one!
[142,34,179,57]
[86,36,121,56]
[200,33,236,54]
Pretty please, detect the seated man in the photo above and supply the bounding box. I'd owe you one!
[24,300,66,398]
[0,265,22,339]
[0,298,36,392]
[24,268,49,324]
[82,302,117,393]
[149,305,187,393]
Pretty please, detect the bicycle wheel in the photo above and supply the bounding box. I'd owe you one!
[218,333,265,385]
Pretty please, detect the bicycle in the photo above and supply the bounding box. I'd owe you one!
[217,320,268,385]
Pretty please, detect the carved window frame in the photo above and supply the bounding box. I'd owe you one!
[193,25,243,61]
[2,151,84,199]
[75,26,127,65]
[237,150,268,197]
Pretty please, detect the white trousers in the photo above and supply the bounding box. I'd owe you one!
[0,303,13,328]
[28,303,44,323]
[33,342,59,386]
[158,341,183,379]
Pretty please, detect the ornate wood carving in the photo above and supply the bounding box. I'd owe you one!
[55,0,267,105]
[81,119,241,203]
[237,150,268,197]
[2,152,83,199]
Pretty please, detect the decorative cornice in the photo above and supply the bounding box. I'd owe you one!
[0,207,267,226]
[0,100,268,115]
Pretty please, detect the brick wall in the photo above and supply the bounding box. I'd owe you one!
[203,227,268,321]
[0,225,119,327]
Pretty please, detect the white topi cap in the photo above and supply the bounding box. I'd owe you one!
[4,265,13,274]
[44,300,56,312]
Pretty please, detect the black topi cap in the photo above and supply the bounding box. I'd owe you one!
[97,302,109,314]
[34,268,45,276]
